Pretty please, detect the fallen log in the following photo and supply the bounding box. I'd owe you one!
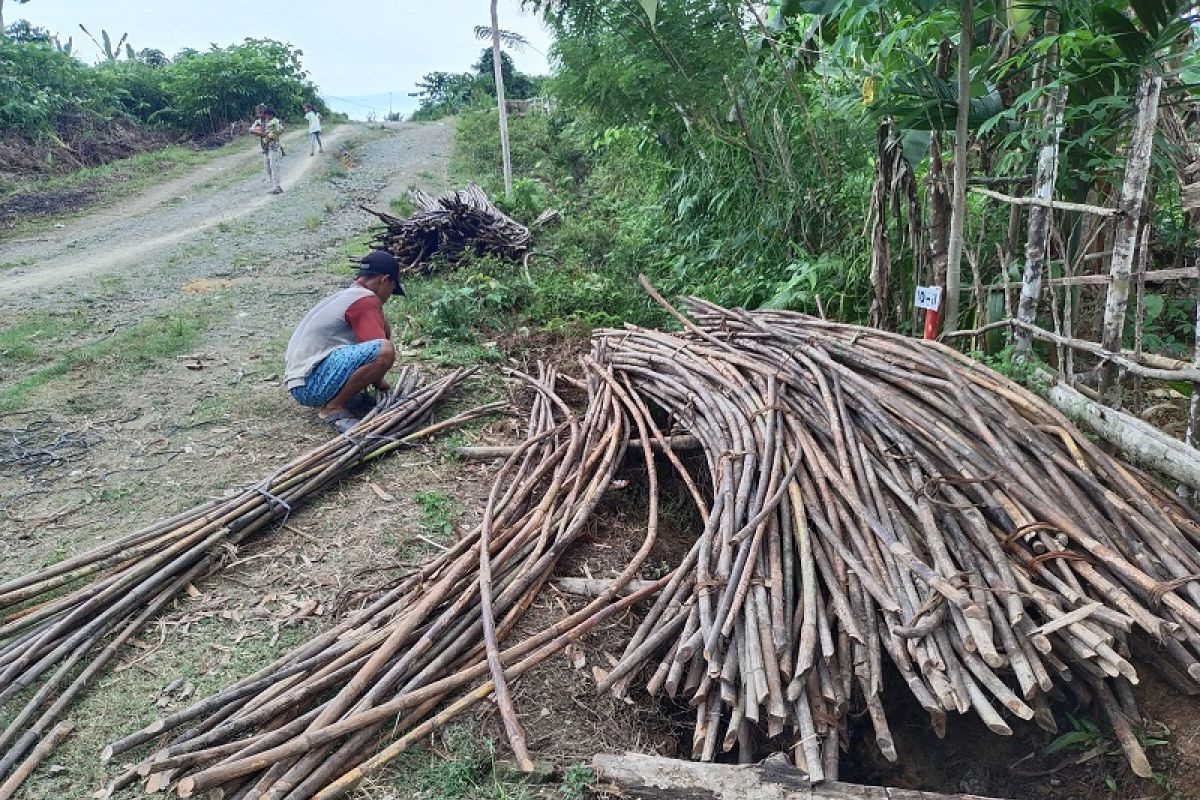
[1037,369,1200,490]
[592,752,1007,800]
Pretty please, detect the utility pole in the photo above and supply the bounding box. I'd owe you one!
[490,0,513,195]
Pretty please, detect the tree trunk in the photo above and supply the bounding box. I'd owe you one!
[869,122,893,330]
[490,0,513,195]
[928,138,950,299]
[592,752,1008,800]
[927,42,952,313]
[1014,9,1065,358]
[943,0,974,332]
[1159,105,1200,498]
[1098,71,1163,393]
[1038,371,1200,491]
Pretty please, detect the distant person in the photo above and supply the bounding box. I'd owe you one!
[284,251,405,433]
[304,103,324,155]
[249,104,284,194]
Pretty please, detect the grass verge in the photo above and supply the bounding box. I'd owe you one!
[0,140,241,234]
[0,301,217,412]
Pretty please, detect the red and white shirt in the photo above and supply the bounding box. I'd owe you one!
[284,285,387,388]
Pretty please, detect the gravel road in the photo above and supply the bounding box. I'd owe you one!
[0,121,453,305]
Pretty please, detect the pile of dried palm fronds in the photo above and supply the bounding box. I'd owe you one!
[362,183,535,273]
[107,286,1200,798]
[0,368,496,793]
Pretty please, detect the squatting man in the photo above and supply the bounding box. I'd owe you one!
[284,251,404,432]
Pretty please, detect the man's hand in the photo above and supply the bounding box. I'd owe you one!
[374,378,391,393]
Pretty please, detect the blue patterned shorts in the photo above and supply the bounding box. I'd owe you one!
[290,340,383,407]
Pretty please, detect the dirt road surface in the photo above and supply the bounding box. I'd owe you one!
[2,124,378,296]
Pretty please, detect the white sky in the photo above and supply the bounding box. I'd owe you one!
[15,0,555,100]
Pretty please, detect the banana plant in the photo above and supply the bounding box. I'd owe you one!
[78,24,129,62]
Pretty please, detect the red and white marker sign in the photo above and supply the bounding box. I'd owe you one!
[915,286,942,340]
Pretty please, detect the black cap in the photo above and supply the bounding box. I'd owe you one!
[357,250,405,296]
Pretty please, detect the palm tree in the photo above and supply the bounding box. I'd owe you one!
[489,0,513,195]
[0,0,31,39]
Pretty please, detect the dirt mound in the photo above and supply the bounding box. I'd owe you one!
[0,112,169,178]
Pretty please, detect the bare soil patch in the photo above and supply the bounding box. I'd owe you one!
[0,115,168,179]
[0,185,97,222]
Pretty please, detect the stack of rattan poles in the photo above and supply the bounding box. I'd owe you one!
[103,364,673,799]
[104,288,1200,798]
[596,291,1200,781]
[0,367,495,794]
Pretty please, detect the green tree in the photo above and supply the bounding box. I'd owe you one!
[409,70,481,119]
[474,47,537,99]
[155,38,322,133]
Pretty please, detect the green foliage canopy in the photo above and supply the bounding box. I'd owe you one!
[409,47,544,121]
[153,39,323,133]
[0,33,327,142]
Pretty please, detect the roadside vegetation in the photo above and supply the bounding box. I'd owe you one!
[0,16,339,214]
[410,46,545,121]
[402,0,1200,363]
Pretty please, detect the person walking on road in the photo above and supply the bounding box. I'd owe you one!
[284,251,405,432]
[249,104,284,194]
[304,103,324,155]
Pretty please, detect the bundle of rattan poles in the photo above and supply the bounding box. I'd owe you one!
[103,285,1200,798]
[594,289,1200,781]
[0,367,495,795]
[363,183,531,272]
[101,363,670,799]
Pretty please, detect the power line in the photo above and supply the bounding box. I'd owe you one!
[320,94,407,114]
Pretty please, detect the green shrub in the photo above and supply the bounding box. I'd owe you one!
[493,177,546,225]
[154,39,324,134]
[452,111,549,194]
[98,60,172,123]
[422,272,532,341]
[0,41,102,134]
[0,35,329,166]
